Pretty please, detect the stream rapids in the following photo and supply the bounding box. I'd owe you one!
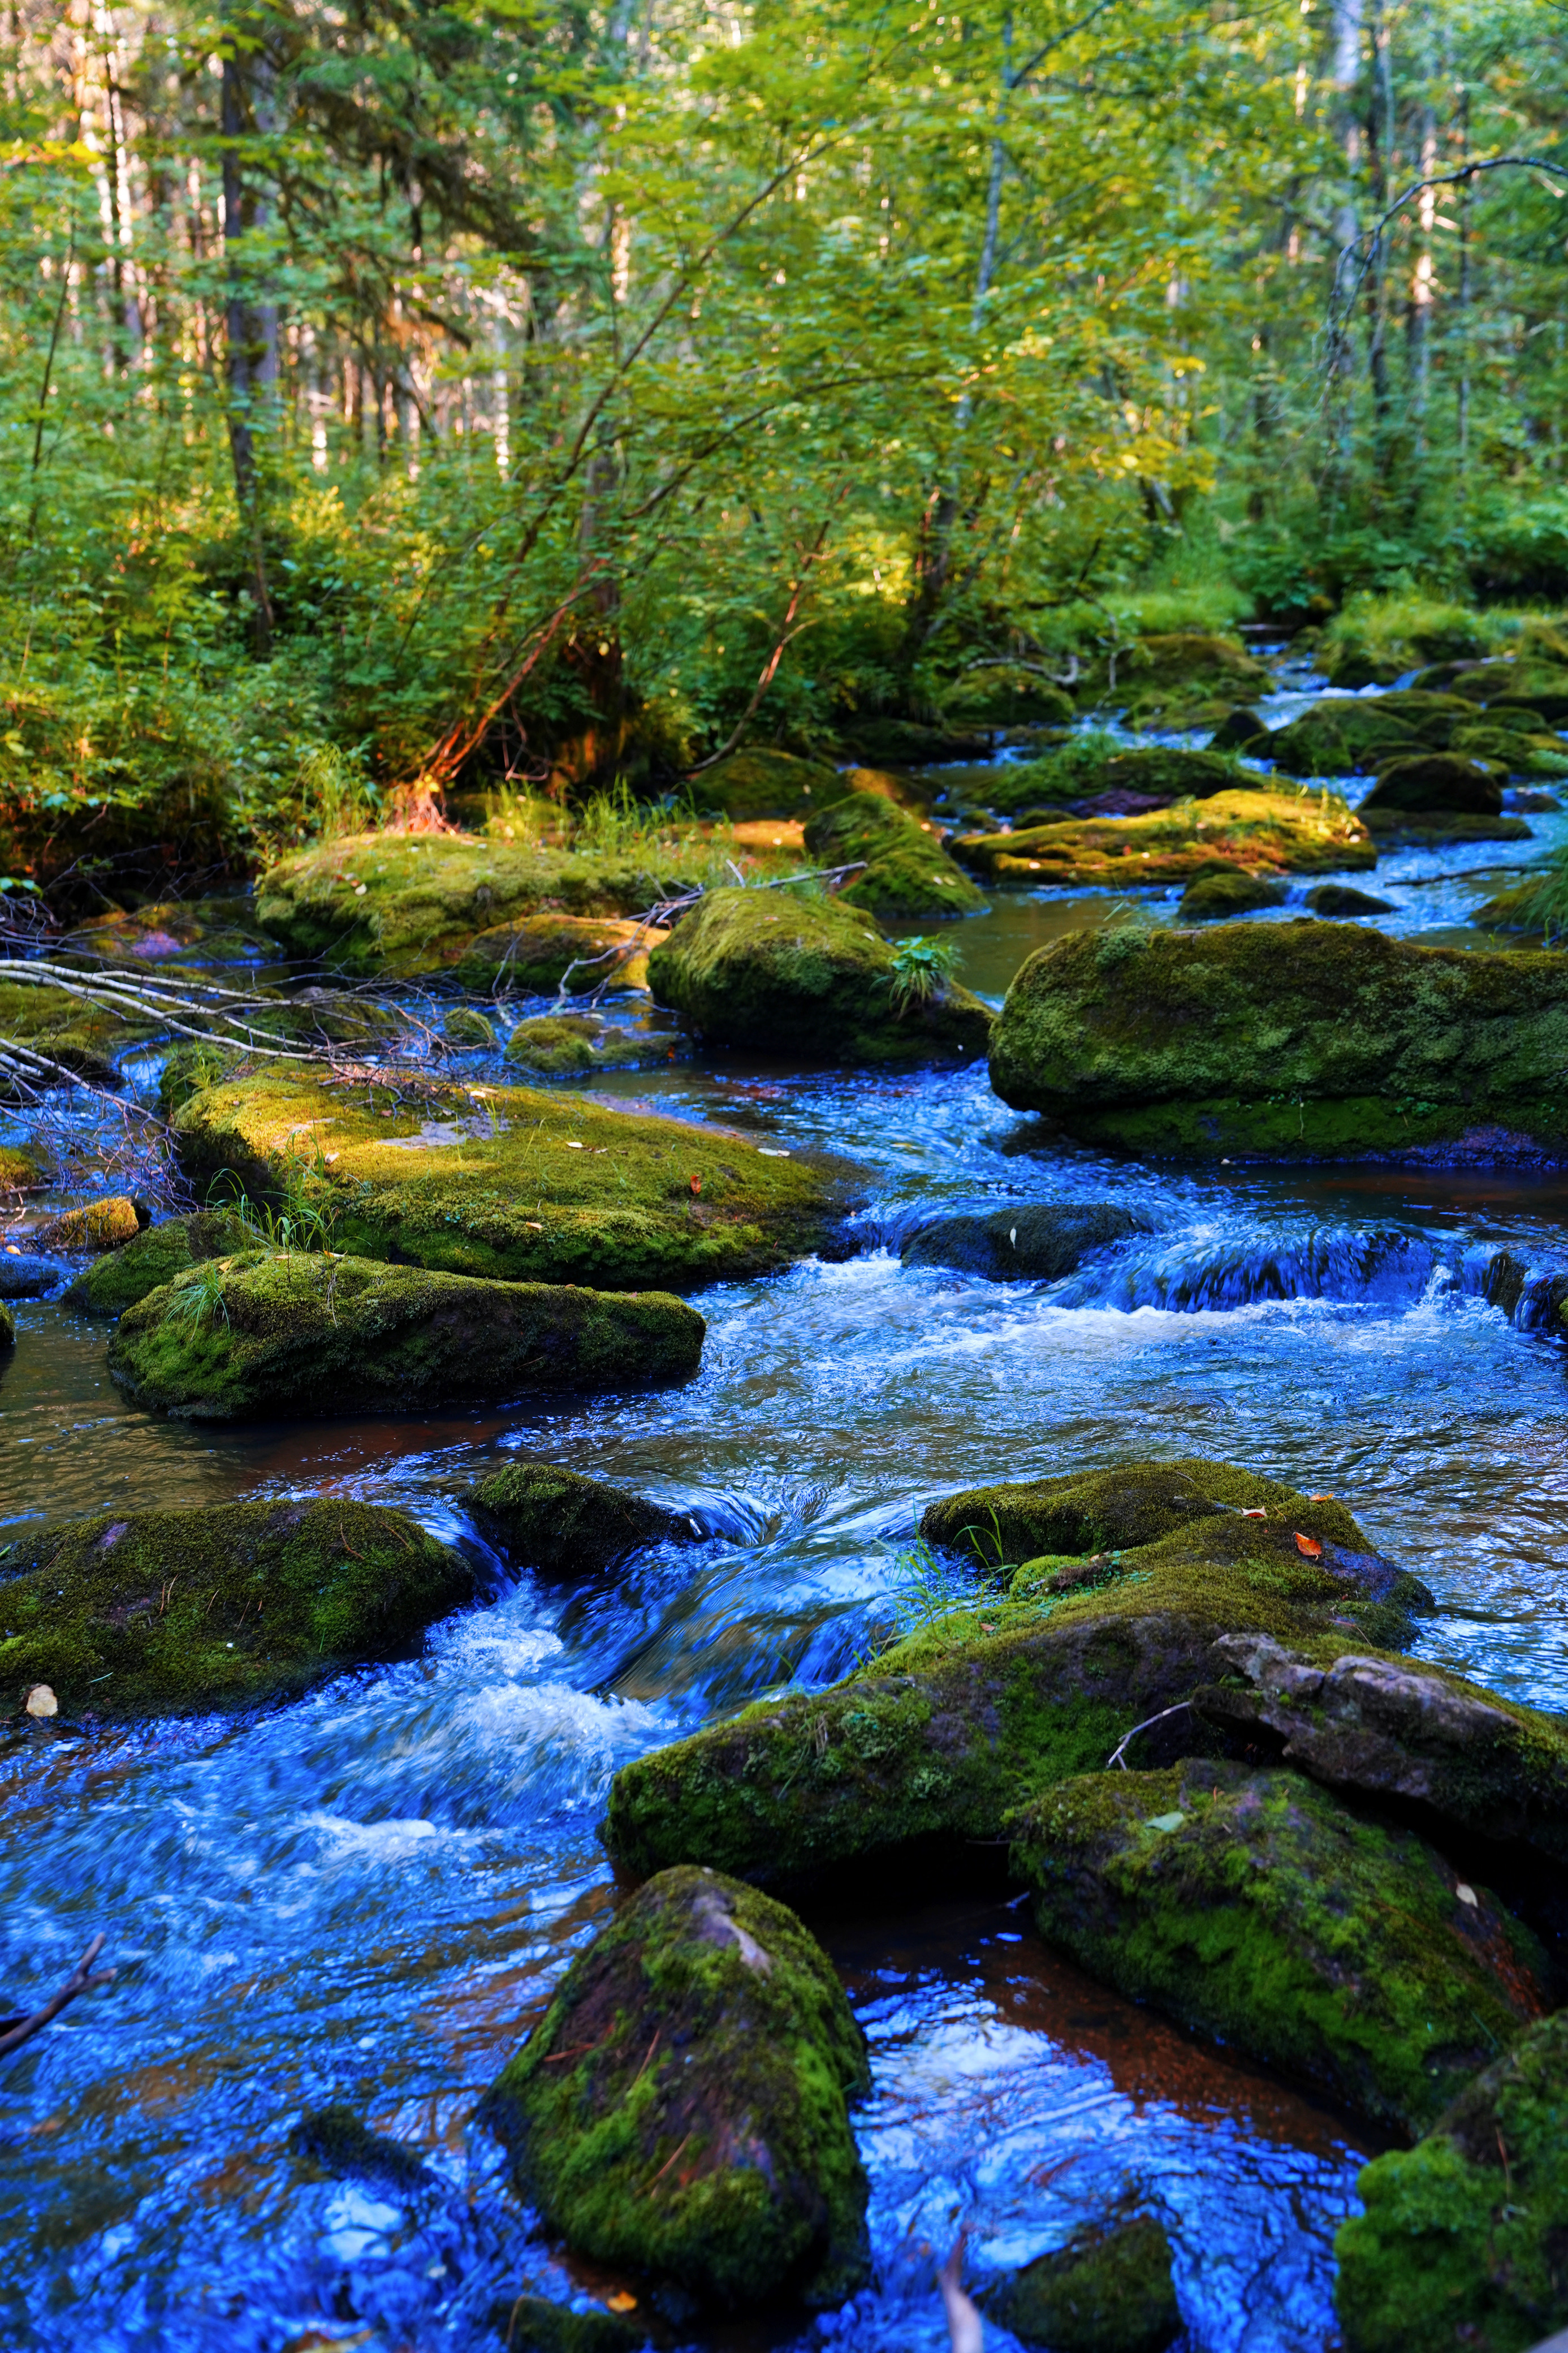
[4,652,1568,2353]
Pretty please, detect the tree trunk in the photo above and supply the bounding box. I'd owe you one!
[221,25,273,654]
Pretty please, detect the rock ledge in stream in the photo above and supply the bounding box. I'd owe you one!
[1011,1759,1547,2136]
[108,1251,703,1421]
[1336,2009,1568,2353]
[0,1500,476,1718]
[485,1865,870,2312]
[900,1202,1151,1279]
[988,920,1568,1160]
[171,1068,843,1291]
[64,1209,252,1318]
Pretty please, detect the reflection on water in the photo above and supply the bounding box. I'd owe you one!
[7,722,1568,2346]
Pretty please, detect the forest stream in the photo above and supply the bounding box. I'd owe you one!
[5,654,1568,2353]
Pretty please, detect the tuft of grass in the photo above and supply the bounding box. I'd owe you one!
[888,933,961,1012]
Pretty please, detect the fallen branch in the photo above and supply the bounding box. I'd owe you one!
[1106,1700,1193,1770]
[0,1933,116,2063]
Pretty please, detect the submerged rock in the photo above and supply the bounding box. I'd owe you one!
[0,1499,476,1717]
[34,1196,146,1253]
[983,2205,1180,2353]
[291,2105,430,2191]
[171,1068,841,1291]
[455,911,664,996]
[483,2296,643,2353]
[1177,868,1289,921]
[461,1458,701,1575]
[1361,809,1530,849]
[64,1209,251,1319]
[901,1203,1150,1279]
[954,788,1373,889]
[646,887,992,1063]
[603,1459,1432,1888]
[801,791,986,923]
[1335,2009,1568,2353]
[1013,1760,1545,2134]
[0,1252,64,1300]
[108,1251,704,1421]
[503,1014,672,1076]
[1304,884,1395,917]
[988,919,1568,1160]
[485,1865,870,2311]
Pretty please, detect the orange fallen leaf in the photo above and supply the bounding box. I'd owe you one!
[1294,1532,1323,1559]
[689,1174,702,1195]
[1241,1508,1267,1520]
[604,2293,638,2315]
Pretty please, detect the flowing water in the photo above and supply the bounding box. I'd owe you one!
[5,662,1568,2353]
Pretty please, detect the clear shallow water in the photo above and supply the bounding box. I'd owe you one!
[6,690,1568,2350]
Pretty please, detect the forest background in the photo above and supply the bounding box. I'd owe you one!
[3,0,1567,899]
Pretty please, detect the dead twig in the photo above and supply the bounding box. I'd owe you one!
[0,1933,116,2063]
[1107,1700,1194,1770]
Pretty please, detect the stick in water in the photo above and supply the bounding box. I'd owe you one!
[938,2233,983,2353]
[0,1934,116,2062]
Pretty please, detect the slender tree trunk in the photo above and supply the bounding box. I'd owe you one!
[1363,0,1394,456]
[1406,103,1436,442]
[221,25,273,653]
[1323,0,1364,499]
[1454,90,1471,474]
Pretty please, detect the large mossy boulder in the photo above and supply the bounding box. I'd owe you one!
[1267,699,1424,777]
[1335,2010,1568,2353]
[461,1458,701,1575]
[485,1865,870,2312]
[455,912,664,996]
[1362,753,1504,816]
[686,748,840,821]
[901,1202,1150,1279]
[801,792,987,923]
[953,788,1373,889]
[64,1209,252,1319]
[108,1251,704,1421]
[0,1499,476,1717]
[646,887,992,1063]
[171,1068,842,1291]
[602,1459,1431,1889]
[1013,1760,1545,2135]
[256,832,693,979]
[983,2205,1181,2353]
[988,920,1568,1160]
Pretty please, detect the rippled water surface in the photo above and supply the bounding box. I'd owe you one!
[5,670,1568,2351]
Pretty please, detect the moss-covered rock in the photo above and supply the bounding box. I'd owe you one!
[1013,1761,1545,2135]
[108,1251,704,1421]
[0,1144,45,1191]
[1304,884,1395,916]
[983,2205,1180,2353]
[646,888,992,1063]
[170,1067,842,1291]
[1267,700,1422,777]
[0,981,154,1088]
[603,1460,1431,1888]
[1091,634,1272,721]
[63,1210,252,1318]
[503,1015,672,1076]
[0,1498,477,1717]
[1194,1631,1568,1872]
[59,898,274,968]
[1177,868,1289,921]
[256,833,693,979]
[801,793,987,923]
[34,1196,145,1253]
[461,1458,701,1575]
[1335,2010,1568,2353]
[901,1203,1150,1279]
[836,717,991,766]
[686,749,841,821]
[941,668,1076,729]
[954,789,1373,889]
[485,1865,870,2312]
[988,920,1568,1159]
[444,1006,499,1048]
[1362,754,1505,816]
[455,912,664,996]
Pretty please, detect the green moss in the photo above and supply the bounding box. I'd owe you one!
[170,1066,842,1291]
[503,1015,666,1076]
[1268,700,1423,777]
[63,1210,252,1319]
[486,1865,870,2311]
[0,1144,46,1191]
[108,1250,704,1421]
[1336,2011,1568,2353]
[941,669,1076,727]
[257,831,702,978]
[801,792,988,922]
[483,2295,643,2353]
[1090,633,1272,719]
[1012,1762,1547,2135]
[1177,868,1289,920]
[36,1195,144,1252]
[920,1455,1362,1564]
[462,1458,699,1575]
[0,1299,12,1348]
[956,788,1373,889]
[444,1007,499,1048]
[989,920,1568,1158]
[0,1498,475,1717]
[983,2206,1180,2353]
[455,912,660,996]
[686,748,840,821]
[646,886,992,1063]
[0,980,156,1088]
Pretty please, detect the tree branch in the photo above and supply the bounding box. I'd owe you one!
[0,1934,116,2063]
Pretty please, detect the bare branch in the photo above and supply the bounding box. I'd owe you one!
[0,1934,116,2064]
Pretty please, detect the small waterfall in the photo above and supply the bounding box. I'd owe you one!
[1055,1225,1443,1312]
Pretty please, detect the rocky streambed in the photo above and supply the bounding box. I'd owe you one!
[6,636,1568,2353]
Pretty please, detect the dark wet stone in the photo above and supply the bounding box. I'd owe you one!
[984,2205,1181,2352]
[901,1203,1150,1279]
[0,1252,65,1300]
[291,2104,430,2191]
[461,1458,702,1576]
[1303,885,1396,917]
[1361,754,1504,816]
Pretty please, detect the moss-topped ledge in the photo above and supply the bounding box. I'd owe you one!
[0,1499,477,1718]
[484,1865,869,2311]
[989,919,1568,1160]
[953,788,1373,889]
[461,1458,702,1576]
[170,1067,845,1292]
[108,1251,703,1421]
[1013,1761,1546,2136]
[64,1209,252,1320]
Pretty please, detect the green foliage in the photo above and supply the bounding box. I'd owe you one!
[887,934,962,1011]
